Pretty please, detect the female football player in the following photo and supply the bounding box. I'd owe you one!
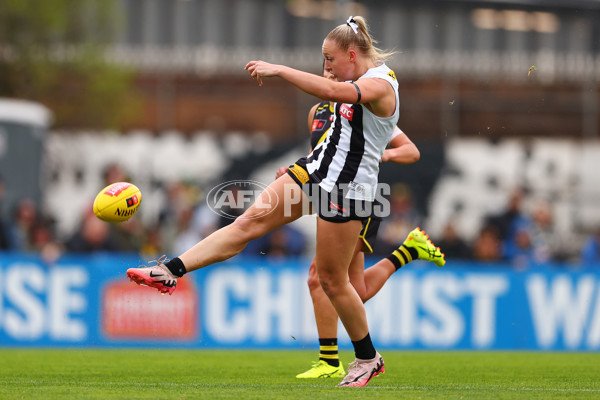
[277,66,444,379]
[127,16,426,387]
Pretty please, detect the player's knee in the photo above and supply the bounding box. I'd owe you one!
[318,273,343,298]
[306,260,320,291]
[307,276,322,294]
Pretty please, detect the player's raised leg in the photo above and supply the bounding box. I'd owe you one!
[355,227,446,302]
[127,174,306,294]
[388,227,446,269]
[180,174,306,270]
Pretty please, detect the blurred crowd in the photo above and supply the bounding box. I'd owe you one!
[1,167,599,269]
[0,165,307,265]
[368,184,600,269]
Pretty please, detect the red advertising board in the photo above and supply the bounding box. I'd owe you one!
[102,278,198,340]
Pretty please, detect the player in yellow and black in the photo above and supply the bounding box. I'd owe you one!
[309,100,334,150]
[274,66,446,379]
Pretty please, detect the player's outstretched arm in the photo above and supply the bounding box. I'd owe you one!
[245,61,363,104]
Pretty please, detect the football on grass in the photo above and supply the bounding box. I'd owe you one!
[93,182,142,222]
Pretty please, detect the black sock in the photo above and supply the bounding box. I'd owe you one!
[387,245,418,270]
[164,257,187,277]
[352,333,376,360]
[319,338,340,367]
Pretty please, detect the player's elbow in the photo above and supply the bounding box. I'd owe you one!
[389,146,420,164]
[409,147,421,163]
[401,145,420,164]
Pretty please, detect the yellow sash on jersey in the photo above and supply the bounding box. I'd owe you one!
[289,163,309,184]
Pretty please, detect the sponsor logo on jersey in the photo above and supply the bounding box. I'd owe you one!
[312,119,326,132]
[388,70,397,81]
[340,104,354,121]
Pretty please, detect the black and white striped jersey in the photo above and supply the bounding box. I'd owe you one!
[305,63,399,201]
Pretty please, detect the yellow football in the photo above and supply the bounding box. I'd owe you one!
[93,182,142,223]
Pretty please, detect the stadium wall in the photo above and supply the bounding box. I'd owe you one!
[126,74,600,141]
[0,253,599,351]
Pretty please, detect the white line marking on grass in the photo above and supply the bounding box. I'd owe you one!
[11,380,600,393]
[369,385,600,393]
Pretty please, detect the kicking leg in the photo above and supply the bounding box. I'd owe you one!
[179,174,305,271]
[127,174,306,293]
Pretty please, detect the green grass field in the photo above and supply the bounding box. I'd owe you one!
[1,349,599,399]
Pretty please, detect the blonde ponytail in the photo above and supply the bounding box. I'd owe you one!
[326,16,396,63]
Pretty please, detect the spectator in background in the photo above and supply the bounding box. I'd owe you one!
[102,162,130,185]
[372,183,422,256]
[268,226,306,257]
[503,200,559,268]
[66,211,121,253]
[581,228,600,265]
[190,196,220,243]
[529,200,562,262]
[263,228,292,259]
[30,217,62,264]
[436,221,471,260]
[472,224,503,262]
[172,205,203,256]
[485,187,528,242]
[4,193,61,261]
[503,227,535,270]
[156,180,209,255]
[245,225,307,260]
[139,224,165,259]
[8,198,39,251]
[109,218,143,252]
[7,197,62,262]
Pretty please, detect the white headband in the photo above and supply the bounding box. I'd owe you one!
[346,16,359,34]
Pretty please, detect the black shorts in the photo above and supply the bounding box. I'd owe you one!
[287,157,373,223]
[359,216,382,254]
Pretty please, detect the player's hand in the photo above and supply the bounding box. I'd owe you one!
[275,166,289,179]
[275,167,289,179]
[245,61,279,86]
